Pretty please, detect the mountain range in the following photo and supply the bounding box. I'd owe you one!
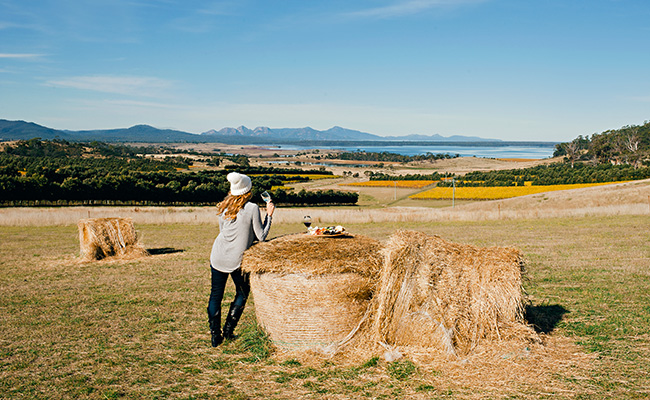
[201,125,495,142]
[0,119,501,144]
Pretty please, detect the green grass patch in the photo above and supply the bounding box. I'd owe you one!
[387,360,417,381]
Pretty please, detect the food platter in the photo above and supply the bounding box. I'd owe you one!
[307,225,350,238]
[310,232,350,238]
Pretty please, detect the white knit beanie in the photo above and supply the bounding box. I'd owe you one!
[227,172,252,196]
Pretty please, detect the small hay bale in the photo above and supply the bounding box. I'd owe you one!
[78,218,148,261]
[241,234,382,352]
[368,230,536,356]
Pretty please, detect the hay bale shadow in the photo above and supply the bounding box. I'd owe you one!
[147,247,184,255]
[525,304,568,334]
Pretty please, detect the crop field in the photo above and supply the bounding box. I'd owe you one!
[497,158,543,162]
[410,182,622,200]
[249,174,339,180]
[1,211,649,399]
[341,180,437,189]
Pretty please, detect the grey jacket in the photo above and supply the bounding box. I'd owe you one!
[210,202,272,273]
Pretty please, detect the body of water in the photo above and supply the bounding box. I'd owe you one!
[274,144,556,159]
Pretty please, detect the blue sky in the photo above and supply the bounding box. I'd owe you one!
[1,0,649,141]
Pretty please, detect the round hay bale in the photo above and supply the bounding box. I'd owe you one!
[368,230,536,356]
[250,272,371,350]
[242,233,382,277]
[78,218,148,261]
[242,233,382,351]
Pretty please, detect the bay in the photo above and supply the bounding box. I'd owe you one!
[275,144,556,159]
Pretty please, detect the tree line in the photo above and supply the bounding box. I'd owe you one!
[368,172,447,181]
[436,163,650,187]
[270,188,358,206]
[553,121,650,167]
[360,162,650,186]
[4,137,203,159]
[223,165,333,176]
[0,139,356,206]
[324,151,458,163]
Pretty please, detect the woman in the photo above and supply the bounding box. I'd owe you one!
[207,172,275,346]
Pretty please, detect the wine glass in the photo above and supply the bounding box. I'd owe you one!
[261,191,271,203]
[303,215,312,229]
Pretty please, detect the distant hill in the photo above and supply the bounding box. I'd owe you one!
[0,120,200,142]
[65,124,199,142]
[0,119,68,140]
[201,125,497,142]
[1,119,504,144]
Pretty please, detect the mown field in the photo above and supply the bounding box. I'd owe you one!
[342,180,437,189]
[1,213,649,399]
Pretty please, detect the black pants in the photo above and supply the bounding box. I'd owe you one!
[207,266,250,320]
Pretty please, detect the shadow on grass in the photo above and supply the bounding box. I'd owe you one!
[525,304,569,334]
[147,247,184,255]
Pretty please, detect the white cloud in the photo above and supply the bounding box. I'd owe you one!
[0,22,20,29]
[199,1,239,16]
[104,99,180,109]
[0,53,43,58]
[344,0,486,19]
[169,16,215,33]
[45,75,174,97]
[169,2,240,33]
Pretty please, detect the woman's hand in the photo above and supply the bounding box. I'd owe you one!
[266,201,275,217]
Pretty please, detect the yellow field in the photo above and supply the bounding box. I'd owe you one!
[270,186,294,191]
[342,180,437,188]
[410,182,623,200]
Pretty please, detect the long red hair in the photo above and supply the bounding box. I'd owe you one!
[217,192,253,220]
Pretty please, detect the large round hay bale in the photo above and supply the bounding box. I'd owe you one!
[250,272,371,350]
[242,233,382,351]
[368,230,536,356]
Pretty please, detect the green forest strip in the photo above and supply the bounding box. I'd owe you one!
[437,163,650,186]
[0,140,356,206]
[369,163,650,186]
[324,151,458,163]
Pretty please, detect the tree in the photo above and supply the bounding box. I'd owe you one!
[625,127,641,168]
[563,140,580,168]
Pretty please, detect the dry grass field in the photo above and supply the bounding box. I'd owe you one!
[342,180,437,188]
[1,178,650,399]
[2,179,648,226]
[1,214,649,399]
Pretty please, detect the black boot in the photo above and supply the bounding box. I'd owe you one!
[223,303,245,340]
[208,308,223,347]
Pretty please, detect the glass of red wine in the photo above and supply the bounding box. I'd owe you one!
[303,215,312,230]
